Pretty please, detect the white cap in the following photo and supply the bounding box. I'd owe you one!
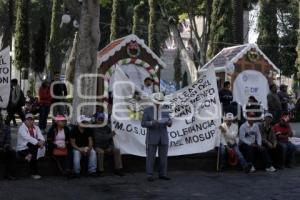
[25,113,34,119]
[264,113,273,119]
[77,115,91,123]
[151,92,165,104]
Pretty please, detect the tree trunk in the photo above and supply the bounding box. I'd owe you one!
[169,23,197,83]
[132,1,144,35]
[71,0,100,124]
[1,0,15,49]
[110,0,119,41]
[66,32,78,83]
[49,0,63,77]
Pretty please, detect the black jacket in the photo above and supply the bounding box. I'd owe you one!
[47,125,71,154]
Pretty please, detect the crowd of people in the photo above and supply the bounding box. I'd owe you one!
[218,81,298,173]
[0,77,299,181]
[0,110,125,180]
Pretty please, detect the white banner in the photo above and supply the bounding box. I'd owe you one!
[112,66,222,157]
[0,47,10,108]
[233,70,269,109]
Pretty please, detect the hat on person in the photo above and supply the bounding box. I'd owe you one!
[264,113,273,119]
[77,115,91,123]
[54,115,66,121]
[151,92,165,104]
[224,113,235,121]
[25,113,34,119]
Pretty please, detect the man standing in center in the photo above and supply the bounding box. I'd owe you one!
[141,92,172,182]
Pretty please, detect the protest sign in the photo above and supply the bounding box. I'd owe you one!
[112,66,222,157]
[0,47,10,108]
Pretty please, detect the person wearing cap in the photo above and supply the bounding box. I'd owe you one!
[0,110,16,180]
[141,92,172,182]
[219,113,250,173]
[142,77,154,95]
[70,115,97,177]
[258,113,278,165]
[272,115,296,168]
[92,112,124,176]
[16,113,45,179]
[47,115,72,175]
[239,112,276,173]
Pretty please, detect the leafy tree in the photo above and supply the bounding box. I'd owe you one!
[232,0,258,44]
[257,0,279,66]
[209,0,233,58]
[277,0,299,77]
[31,19,47,73]
[0,0,15,49]
[14,0,30,74]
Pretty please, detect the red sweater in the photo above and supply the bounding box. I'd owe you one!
[39,86,52,106]
[272,123,292,143]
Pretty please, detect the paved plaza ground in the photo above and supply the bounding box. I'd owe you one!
[1,121,299,200]
[0,168,300,200]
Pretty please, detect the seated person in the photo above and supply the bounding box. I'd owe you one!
[258,113,278,164]
[239,112,276,173]
[93,112,124,176]
[70,115,97,177]
[219,113,251,173]
[47,115,72,175]
[272,115,296,168]
[0,111,16,180]
[16,113,45,180]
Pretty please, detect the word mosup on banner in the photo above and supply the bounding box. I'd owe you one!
[112,66,222,157]
[0,47,10,108]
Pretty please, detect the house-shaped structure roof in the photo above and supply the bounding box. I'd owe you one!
[97,34,166,69]
[202,43,280,73]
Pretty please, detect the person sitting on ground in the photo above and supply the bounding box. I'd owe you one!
[93,112,124,176]
[47,115,72,176]
[239,112,277,173]
[16,113,45,180]
[272,115,296,168]
[0,110,16,180]
[219,113,251,173]
[70,115,97,177]
[258,113,278,166]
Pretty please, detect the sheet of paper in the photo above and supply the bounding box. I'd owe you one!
[37,146,46,160]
